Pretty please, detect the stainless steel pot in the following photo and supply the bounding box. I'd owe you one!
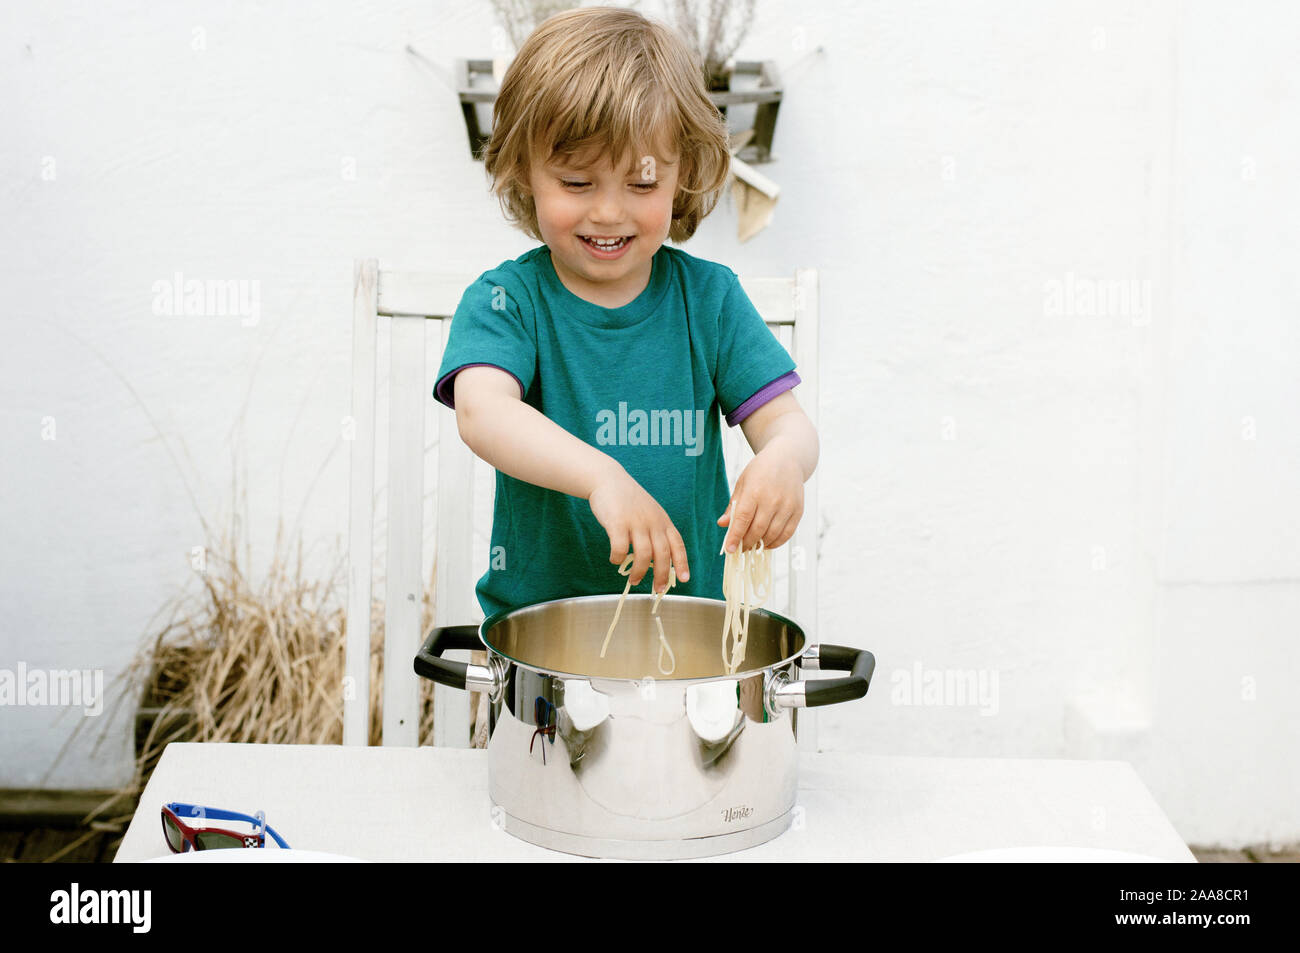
[414,592,874,860]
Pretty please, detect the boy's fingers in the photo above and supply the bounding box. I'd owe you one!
[669,527,690,582]
[630,530,652,586]
[608,526,629,565]
[765,507,796,550]
[724,497,756,553]
[651,532,673,593]
[743,504,776,552]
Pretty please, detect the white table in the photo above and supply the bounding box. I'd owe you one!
[114,743,1196,862]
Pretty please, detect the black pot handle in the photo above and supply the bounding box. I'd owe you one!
[804,644,875,708]
[413,624,483,691]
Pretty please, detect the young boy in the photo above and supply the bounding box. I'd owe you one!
[434,6,818,621]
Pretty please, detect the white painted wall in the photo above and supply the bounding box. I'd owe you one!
[1,0,1295,847]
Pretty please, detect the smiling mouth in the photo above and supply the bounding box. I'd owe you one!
[579,235,633,250]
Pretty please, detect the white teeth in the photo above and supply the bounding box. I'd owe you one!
[584,236,628,248]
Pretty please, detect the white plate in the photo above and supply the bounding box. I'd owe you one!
[143,849,367,863]
[935,846,1171,863]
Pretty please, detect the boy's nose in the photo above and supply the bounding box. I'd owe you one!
[589,190,625,224]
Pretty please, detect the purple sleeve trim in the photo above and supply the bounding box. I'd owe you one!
[434,363,525,409]
[725,371,801,426]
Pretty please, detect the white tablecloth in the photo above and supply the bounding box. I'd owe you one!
[114,743,1195,862]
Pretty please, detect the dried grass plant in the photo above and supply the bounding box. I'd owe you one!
[488,0,645,52]
[487,1,754,89]
[38,433,485,862]
[667,0,757,88]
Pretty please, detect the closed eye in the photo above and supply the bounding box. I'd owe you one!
[561,180,659,191]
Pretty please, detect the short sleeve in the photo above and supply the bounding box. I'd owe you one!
[713,274,799,426]
[433,273,538,410]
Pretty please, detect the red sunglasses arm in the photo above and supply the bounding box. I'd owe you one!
[164,809,262,846]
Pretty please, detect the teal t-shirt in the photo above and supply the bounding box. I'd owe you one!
[433,243,799,620]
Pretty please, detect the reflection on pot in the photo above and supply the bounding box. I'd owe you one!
[490,664,796,831]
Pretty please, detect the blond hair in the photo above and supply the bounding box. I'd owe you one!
[483,6,732,244]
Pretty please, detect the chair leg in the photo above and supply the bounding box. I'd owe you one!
[471,692,490,748]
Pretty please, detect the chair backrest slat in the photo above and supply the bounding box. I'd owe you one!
[344,260,379,746]
[382,315,426,747]
[432,314,477,747]
[737,276,797,325]
[378,271,466,319]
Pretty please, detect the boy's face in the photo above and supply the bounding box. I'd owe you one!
[528,147,679,307]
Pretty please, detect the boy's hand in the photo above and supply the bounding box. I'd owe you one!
[587,462,690,594]
[718,445,805,553]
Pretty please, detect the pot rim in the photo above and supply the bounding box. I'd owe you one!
[476,592,808,683]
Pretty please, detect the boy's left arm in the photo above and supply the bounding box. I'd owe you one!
[718,391,820,553]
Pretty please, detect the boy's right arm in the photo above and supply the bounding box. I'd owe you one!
[452,366,690,592]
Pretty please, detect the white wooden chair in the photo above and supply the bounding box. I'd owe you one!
[344,258,821,751]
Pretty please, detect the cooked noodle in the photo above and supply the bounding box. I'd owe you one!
[720,540,771,674]
[599,540,772,677]
[600,553,677,675]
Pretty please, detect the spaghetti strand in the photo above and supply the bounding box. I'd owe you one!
[598,553,636,659]
[600,554,678,676]
[721,540,771,674]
